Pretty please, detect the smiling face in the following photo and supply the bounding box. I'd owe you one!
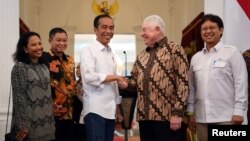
[24,35,43,63]
[200,20,223,49]
[49,32,68,55]
[140,22,160,47]
[94,17,114,47]
[140,21,163,47]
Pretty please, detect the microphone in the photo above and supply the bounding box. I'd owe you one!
[123,51,127,76]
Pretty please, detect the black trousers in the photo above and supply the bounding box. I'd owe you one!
[73,123,87,141]
[55,119,74,141]
[139,120,187,141]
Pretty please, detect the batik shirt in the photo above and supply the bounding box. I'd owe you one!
[243,49,250,122]
[43,50,76,120]
[128,37,189,121]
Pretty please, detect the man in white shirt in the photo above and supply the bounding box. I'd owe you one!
[80,14,127,141]
[187,14,248,141]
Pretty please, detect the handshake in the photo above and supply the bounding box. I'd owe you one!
[117,76,128,89]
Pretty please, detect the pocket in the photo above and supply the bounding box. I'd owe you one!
[212,59,227,79]
[192,65,202,82]
[213,60,226,68]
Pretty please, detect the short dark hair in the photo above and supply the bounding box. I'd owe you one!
[93,14,113,28]
[200,14,224,29]
[49,27,67,40]
[13,31,44,64]
[200,14,224,37]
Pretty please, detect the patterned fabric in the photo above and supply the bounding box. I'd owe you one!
[72,78,84,123]
[76,78,83,103]
[42,50,76,120]
[11,62,55,141]
[242,49,250,122]
[128,37,189,121]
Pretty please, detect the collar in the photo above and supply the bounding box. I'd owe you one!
[94,40,112,52]
[49,49,68,61]
[202,41,223,54]
[146,36,168,52]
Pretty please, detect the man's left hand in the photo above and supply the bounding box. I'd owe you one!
[170,115,182,131]
[231,115,244,125]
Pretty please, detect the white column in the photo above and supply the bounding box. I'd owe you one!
[204,0,226,43]
[204,0,224,20]
[61,25,77,57]
[0,0,19,140]
[133,25,144,55]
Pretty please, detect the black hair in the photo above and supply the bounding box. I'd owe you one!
[200,14,224,37]
[93,14,113,28]
[12,31,45,64]
[200,14,224,29]
[49,27,67,40]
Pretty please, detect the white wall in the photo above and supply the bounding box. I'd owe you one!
[20,0,204,56]
[0,1,205,139]
[0,0,229,140]
[0,0,19,140]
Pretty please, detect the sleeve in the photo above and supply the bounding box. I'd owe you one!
[172,45,190,117]
[230,49,248,116]
[187,61,195,113]
[242,50,250,74]
[127,59,138,91]
[80,46,106,88]
[11,63,31,130]
[68,56,77,96]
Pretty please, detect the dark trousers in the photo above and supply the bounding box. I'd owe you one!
[73,123,87,141]
[84,113,115,141]
[55,119,74,141]
[139,120,187,141]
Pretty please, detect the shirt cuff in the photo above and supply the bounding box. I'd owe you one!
[115,96,122,104]
[234,108,245,117]
[97,73,107,89]
[172,109,185,117]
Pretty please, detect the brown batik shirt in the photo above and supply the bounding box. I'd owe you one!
[243,49,250,122]
[128,37,189,121]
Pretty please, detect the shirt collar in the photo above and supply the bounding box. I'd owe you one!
[49,49,68,61]
[94,40,112,52]
[202,40,223,54]
[146,36,168,52]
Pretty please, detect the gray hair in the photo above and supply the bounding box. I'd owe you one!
[143,15,165,33]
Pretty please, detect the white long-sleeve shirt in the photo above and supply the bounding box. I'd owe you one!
[187,41,248,123]
[80,40,119,119]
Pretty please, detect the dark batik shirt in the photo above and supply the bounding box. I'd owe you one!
[128,37,189,121]
[42,50,76,120]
